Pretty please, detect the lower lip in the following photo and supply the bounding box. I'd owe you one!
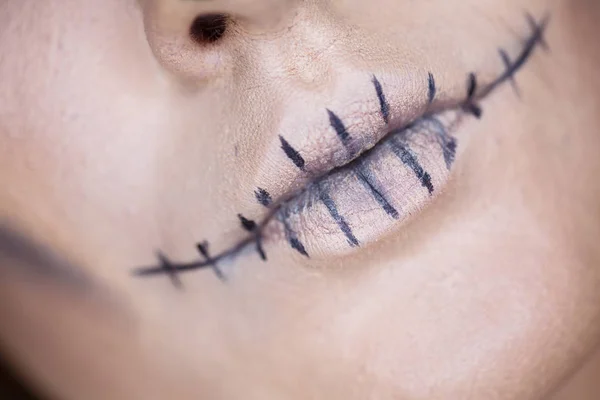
[266,109,461,259]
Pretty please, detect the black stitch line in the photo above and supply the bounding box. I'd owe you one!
[466,104,482,118]
[239,215,268,261]
[319,187,359,247]
[476,12,549,98]
[372,75,390,124]
[327,109,352,145]
[280,210,310,257]
[255,235,267,261]
[254,187,272,207]
[467,72,478,100]
[526,12,549,51]
[157,251,183,288]
[427,72,436,104]
[279,135,305,170]
[290,238,309,257]
[196,241,210,259]
[424,117,457,169]
[355,163,399,219]
[498,48,520,97]
[388,139,434,195]
[463,72,483,118]
[134,206,281,277]
[444,138,457,167]
[196,241,226,281]
[238,214,257,232]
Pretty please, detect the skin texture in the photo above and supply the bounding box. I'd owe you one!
[1,0,600,399]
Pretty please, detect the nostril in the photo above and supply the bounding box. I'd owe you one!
[189,14,229,44]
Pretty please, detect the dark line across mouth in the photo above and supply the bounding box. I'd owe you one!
[133,11,550,282]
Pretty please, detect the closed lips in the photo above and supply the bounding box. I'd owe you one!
[134,12,548,278]
[251,71,454,259]
[264,100,462,259]
[253,14,548,260]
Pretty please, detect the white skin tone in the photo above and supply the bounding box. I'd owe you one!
[1,0,600,399]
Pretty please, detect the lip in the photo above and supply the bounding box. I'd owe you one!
[243,69,470,259]
[264,108,463,259]
[252,70,463,212]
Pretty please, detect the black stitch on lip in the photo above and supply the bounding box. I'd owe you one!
[445,139,457,164]
[464,72,483,118]
[355,163,399,219]
[498,48,520,97]
[319,187,360,247]
[372,75,390,124]
[290,238,309,257]
[196,241,210,258]
[255,187,272,207]
[427,72,436,104]
[424,117,457,170]
[280,135,305,170]
[327,109,352,146]
[467,72,478,99]
[238,214,257,232]
[280,209,310,257]
[197,241,226,281]
[388,139,434,195]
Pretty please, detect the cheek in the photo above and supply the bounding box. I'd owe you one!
[219,51,600,400]
[247,215,598,400]
[0,1,176,263]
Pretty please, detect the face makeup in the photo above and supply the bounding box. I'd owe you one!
[135,12,548,279]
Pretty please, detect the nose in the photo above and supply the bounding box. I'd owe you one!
[140,0,303,80]
[140,0,354,88]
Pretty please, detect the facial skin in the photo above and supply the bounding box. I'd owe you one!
[1,0,600,399]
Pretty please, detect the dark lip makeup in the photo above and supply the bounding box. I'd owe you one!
[134,12,549,285]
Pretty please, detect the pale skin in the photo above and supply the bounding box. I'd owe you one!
[1,0,600,399]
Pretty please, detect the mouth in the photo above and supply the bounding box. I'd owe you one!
[263,103,462,258]
[134,12,549,281]
[255,73,440,205]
